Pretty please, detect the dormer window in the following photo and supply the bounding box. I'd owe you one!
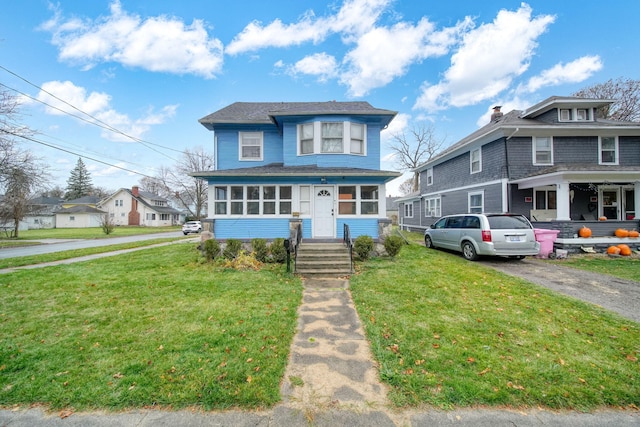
[559,108,592,122]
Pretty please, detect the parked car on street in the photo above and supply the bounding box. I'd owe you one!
[424,213,540,261]
[182,221,202,235]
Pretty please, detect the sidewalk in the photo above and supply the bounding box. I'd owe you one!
[1,265,639,425]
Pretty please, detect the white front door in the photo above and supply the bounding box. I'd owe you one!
[313,185,335,238]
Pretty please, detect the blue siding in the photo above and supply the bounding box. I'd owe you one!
[337,218,378,238]
[214,218,290,239]
[215,125,283,170]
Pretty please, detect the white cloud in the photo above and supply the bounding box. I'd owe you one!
[226,0,390,55]
[42,0,223,78]
[36,80,177,141]
[289,53,338,82]
[414,3,555,112]
[521,55,603,93]
[341,18,472,97]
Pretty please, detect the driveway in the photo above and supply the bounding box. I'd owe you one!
[481,257,640,324]
[0,232,185,259]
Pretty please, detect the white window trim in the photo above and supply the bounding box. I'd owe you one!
[239,131,263,161]
[212,184,293,217]
[424,196,441,217]
[468,191,484,214]
[403,202,413,218]
[297,121,366,156]
[558,108,593,122]
[470,148,482,174]
[598,136,619,165]
[426,168,433,186]
[533,136,554,166]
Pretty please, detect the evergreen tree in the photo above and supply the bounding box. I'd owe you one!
[65,157,93,200]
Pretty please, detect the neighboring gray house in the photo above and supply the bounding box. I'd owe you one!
[399,96,640,234]
[24,196,64,229]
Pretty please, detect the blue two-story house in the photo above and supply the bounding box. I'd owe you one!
[399,96,640,238]
[194,102,400,240]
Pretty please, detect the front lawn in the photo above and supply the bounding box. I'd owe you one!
[351,237,640,410]
[0,243,302,411]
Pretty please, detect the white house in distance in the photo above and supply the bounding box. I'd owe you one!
[99,186,182,226]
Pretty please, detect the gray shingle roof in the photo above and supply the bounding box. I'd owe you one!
[199,101,397,128]
[192,163,400,179]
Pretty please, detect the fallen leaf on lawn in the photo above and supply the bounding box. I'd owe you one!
[467,357,475,364]
[246,358,253,363]
[433,334,440,340]
[626,354,638,362]
[558,358,565,366]
[246,376,252,383]
[158,345,164,351]
[578,378,586,383]
[113,373,124,379]
[432,343,440,349]
[478,367,491,376]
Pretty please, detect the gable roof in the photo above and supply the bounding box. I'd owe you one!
[416,96,640,173]
[199,101,397,130]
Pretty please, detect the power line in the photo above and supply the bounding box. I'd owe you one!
[0,65,184,160]
[4,129,157,180]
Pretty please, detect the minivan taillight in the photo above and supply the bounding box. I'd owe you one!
[481,230,492,242]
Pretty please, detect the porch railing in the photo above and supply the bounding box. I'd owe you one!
[343,223,354,273]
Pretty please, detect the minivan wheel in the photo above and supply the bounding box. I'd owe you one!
[461,241,478,261]
[424,235,434,248]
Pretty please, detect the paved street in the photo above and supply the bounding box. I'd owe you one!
[0,231,185,259]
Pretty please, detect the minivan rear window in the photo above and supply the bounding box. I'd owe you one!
[487,215,531,230]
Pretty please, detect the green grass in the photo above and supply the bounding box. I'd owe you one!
[0,238,185,270]
[550,254,640,283]
[0,243,302,411]
[351,234,640,410]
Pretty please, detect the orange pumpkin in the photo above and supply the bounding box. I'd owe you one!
[607,245,621,255]
[578,226,592,238]
[599,216,607,221]
[615,228,629,238]
[617,244,632,256]
[629,230,639,238]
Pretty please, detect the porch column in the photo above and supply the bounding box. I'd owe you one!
[556,181,571,220]
[635,181,640,220]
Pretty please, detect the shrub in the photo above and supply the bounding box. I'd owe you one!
[384,235,404,258]
[251,238,269,263]
[270,238,287,263]
[222,250,262,270]
[203,239,220,261]
[223,239,243,260]
[354,235,374,260]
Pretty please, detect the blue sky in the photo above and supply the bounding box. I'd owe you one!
[1,0,638,196]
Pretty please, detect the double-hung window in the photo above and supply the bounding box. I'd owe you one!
[404,202,413,218]
[599,136,618,164]
[350,123,365,154]
[239,132,263,161]
[426,168,433,186]
[425,197,440,217]
[468,191,484,214]
[321,122,343,153]
[300,124,314,155]
[470,148,481,174]
[533,137,553,165]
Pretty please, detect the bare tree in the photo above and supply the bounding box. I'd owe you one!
[398,177,416,196]
[389,124,446,192]
[573,77,640,122]
[142,147,213,219]
[1,89,50,237]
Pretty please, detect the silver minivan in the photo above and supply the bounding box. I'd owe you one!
[424,213,540,261]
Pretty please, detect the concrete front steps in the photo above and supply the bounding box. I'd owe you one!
[294,242,353,278]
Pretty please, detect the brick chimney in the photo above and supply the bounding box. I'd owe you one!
[132,186,140,197]
[490,105,503,122]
